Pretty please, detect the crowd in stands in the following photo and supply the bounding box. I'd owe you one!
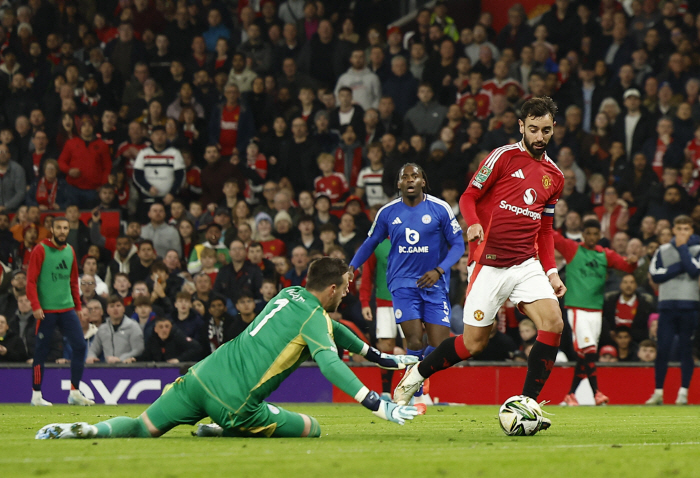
[1,0,700,365]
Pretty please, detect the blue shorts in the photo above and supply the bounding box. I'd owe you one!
[391,287,451,327]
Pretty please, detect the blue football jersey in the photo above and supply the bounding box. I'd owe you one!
[351,195,464,293]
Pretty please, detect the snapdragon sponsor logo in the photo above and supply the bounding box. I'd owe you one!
[499,200,541,220]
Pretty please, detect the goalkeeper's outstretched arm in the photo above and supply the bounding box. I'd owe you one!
[314,349,418,425]
[331,320,419,369]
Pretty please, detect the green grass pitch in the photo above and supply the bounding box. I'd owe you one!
[2,404,700,478]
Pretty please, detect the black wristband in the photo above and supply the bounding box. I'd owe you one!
[361,390,381,412]
[434,268,443,276]
[365,346,396,368]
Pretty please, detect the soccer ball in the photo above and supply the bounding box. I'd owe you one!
[498,395,543,436]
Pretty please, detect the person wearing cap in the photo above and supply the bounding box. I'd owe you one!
[273,210,296,243]
[213,207,239,247]
[187,222,231,275]
[598,345,618,363]
[57,114,111,209]
[132,125,185,219]
[253,212,286,259]
[612,88,654,161]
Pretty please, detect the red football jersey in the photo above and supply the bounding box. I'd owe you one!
[482,78,524,98]
[460,142,564,270]
[314,173,349,203]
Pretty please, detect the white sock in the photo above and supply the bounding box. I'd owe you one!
[32,390,43,400]
[654,388,663,395]
[69,389,80,396]
[678,387,688,395]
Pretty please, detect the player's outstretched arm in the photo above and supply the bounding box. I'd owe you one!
[331,320,418,369]
[314,349,418,425]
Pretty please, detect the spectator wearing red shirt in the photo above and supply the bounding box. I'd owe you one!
[314,152,349,204]
[334,125,364,189]
[208,83,254,157]
[254,212,286,259]
[594,186,630,241]
[25,159,67,211]
[57,115,111,209]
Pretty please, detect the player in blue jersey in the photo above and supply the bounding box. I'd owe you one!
[349,164,465,403]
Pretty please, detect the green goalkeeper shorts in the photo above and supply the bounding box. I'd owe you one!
[145,373,319,438]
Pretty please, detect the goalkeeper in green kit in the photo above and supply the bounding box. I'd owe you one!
[36,258,419,440]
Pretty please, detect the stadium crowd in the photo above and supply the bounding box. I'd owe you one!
[0,0,700,366]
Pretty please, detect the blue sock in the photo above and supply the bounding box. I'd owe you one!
[424,345,436,357]
[407,349,424,396]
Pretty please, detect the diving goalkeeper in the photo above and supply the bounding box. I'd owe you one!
[36,257,419,440]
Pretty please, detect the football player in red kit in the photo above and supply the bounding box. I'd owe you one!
[395,97,566,427]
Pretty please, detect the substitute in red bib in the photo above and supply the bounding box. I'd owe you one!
[395,97,566,417]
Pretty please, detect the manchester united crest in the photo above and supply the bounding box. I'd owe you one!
[542,174,552,189]
[474,310,484,321]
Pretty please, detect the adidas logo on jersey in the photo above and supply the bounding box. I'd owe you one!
[56,260,68,270]
[392,217,402,225]
[511,169,525,179]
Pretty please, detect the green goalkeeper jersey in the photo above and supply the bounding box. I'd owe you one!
[189,286,366,415]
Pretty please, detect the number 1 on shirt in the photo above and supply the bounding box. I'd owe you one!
[249,299,290,336]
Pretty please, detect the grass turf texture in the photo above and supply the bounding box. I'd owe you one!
[2,404,700,478]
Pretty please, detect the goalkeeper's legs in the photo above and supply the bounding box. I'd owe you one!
[214,403,321,438]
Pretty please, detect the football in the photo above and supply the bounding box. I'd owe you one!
[498,395,543,436]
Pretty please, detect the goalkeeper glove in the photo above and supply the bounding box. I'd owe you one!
[360,390,419,425]
[363,346,420,370]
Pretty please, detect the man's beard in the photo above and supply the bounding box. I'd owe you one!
[523,135,546,158]
[54,237,67,246]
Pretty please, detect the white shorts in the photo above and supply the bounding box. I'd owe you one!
[567,308,602,353]
[375,306,405,339]
[463,258,557,328]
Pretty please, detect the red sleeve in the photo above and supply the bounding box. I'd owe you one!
[70,248,82,311]
[358,253,376,308]
[26,245,46,311]
[101,145,113,184]
[57,140,72,174]
[604,248,637,273]
[553,231,580,263]
[459,150,506,225]
[537,215,557,275]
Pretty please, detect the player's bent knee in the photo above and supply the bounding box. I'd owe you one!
[463,333,488,356]
[542,316,564,334]
[140,412,164,437]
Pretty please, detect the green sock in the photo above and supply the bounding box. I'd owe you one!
[307,416,321,438]
[94,416,152,438]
